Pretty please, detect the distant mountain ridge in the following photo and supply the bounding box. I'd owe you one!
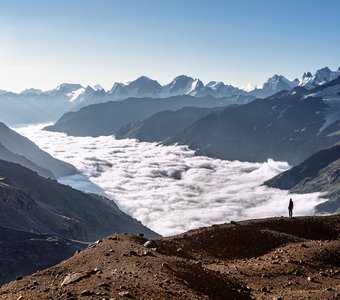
[1,66,339,125]
[44,95,253,137]
[158,76,340,165]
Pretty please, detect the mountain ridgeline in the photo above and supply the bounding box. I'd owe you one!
[2,67,339,126]
[44,95,250,136]
[111,76,340,167]
[114,107,218,142]
[0,122,76,178]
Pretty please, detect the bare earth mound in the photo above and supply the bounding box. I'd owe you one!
[0,215,339,299]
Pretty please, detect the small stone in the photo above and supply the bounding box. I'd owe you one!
[60,273,86,287]
[98,282,110,288]
[324,287,333,291]
[95,239,102,244]
[109,236,118,240]
[119,291,133,298]
[17,296,23,300]
[261,287,268,292]
[143,241,153,248]
[129,250,139,256]
[307,276,313,282]
[80,290,94,296]
[141,250,155,257]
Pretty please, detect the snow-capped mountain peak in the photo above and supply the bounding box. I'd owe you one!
[299,66,340,89]
[206,81,224,90]
[263,74,299,90]
[93,84,104,91]
[49,83,84,96]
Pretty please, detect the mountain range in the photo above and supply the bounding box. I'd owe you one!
[163,78,340,165]
[1,67,339,125]
[44,95,251,136]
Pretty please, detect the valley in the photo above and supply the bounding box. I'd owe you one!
[16,124,326,237]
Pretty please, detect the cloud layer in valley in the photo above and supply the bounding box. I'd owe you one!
[16,125,327,236]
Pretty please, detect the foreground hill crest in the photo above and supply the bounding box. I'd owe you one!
[1,215,339,299]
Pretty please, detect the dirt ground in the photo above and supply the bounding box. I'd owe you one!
[0,215,339,299]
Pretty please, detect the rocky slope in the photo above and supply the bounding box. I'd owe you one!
[0,226,85,285]
[265,144,340,213]
[0,215,339,299]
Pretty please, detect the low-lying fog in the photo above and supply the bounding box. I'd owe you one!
[17,125,326,236]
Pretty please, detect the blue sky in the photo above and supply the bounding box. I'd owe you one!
[1,0,339,92]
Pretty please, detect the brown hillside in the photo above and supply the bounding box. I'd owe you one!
[0,215,339,299]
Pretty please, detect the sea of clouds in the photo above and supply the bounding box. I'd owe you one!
[17,124,326,236]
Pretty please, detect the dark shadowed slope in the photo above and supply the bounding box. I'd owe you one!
[265,144,340,213]
[0,226,85,285]
[0,159,159,241]
[0,122,76,178]
[44,95,252,137]
[115,106,217,142]
[1,215,339,299]
[0,143,54,178]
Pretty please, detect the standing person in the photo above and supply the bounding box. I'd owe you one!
[288,198,294,218]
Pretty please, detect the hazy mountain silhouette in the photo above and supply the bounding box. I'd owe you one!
[44,95,253,136]
[0,122,76,178]
[114,107,218,142]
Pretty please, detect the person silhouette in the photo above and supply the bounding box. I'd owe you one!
[288,198,294,218]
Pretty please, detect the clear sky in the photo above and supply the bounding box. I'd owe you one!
[1,0,339,92]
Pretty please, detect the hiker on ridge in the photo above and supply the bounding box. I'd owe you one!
[288,198,294,218]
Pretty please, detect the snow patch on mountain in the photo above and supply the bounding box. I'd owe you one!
[68,87,86,102]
